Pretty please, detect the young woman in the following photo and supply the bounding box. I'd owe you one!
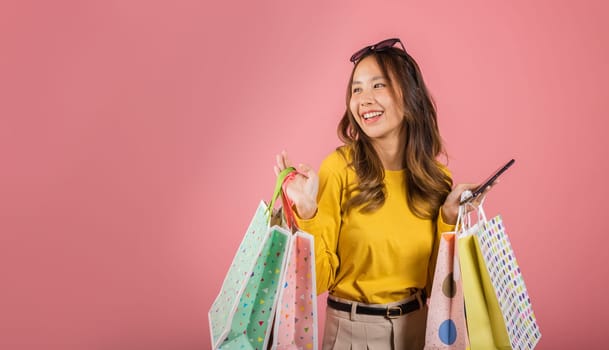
[275,38,485,350]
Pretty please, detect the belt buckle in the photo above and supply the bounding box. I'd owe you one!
[386,305,403,319]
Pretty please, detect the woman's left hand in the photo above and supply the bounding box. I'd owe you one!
[441,182,496,225]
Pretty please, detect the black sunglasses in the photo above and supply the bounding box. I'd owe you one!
[349,38,407,63]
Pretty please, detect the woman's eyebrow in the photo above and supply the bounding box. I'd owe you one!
[352,76,386,85]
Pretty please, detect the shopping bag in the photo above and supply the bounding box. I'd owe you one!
[208,204,290,349]
[209,168,319,350]
[459,224,507,349]
[424,232,469,349]
[271,231,318,350]
[458,199,541,350]
[209,169,294,349]
[270,181,318,350]
[475,212,541,349]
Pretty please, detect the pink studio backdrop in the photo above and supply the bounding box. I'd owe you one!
[1,0,608,349]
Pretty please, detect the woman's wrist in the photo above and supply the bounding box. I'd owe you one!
[295,198,317,220]
[441,204,458,225]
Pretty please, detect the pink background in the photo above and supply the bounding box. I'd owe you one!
[1,0,608,349]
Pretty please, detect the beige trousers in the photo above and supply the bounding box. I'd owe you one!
[322,293,428,350]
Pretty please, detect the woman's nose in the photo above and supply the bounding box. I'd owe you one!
[359,91,374,105]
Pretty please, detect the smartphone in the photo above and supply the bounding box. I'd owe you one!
[459,159,515,205]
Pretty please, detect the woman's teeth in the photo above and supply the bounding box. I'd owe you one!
[363,111,383,120]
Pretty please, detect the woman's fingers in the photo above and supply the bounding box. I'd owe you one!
[276,151,289,171]
[276,150,292,171]
[297,163,313,178]
[465,180,501,210]
[276,153,284,171]
[458,183,479,192]
[281,150,292,169]
[472,180,499,204]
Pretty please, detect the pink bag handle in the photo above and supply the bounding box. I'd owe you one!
[268,167,300,231]
[281,171,299,231]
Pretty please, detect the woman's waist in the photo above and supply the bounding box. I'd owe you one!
[330,280,424,304]
[327,287,426,314]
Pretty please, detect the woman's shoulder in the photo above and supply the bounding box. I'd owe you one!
[321,146,351,170]
[318,146,353,181]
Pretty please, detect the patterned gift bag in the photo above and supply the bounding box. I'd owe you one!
[424,232,469,349]
[458,200,541,350]
[475,214,541,350]
[209,168,294,349]
[209,167,319,350]
[271,231,318,350]
[208,201,291,349]
[270,172,318,350]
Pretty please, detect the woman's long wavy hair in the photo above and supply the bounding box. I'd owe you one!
[338,47,452,220]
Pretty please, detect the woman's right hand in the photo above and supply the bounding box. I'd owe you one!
[274,150,319,219]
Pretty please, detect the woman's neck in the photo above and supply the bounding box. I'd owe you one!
[372,138,405,171]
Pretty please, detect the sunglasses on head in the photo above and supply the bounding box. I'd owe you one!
[349,38,407,63]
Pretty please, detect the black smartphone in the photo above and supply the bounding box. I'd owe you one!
[459,159,515,205]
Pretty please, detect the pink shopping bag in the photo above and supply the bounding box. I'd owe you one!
[270,175,318,350]
[425,231,469,349]
[271,231,317,350]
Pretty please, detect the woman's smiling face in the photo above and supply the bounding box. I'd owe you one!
[349,55,406,143]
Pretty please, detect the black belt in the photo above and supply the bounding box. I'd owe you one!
[327,291,426,318]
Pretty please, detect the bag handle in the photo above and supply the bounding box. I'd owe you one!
[455,191,470,237]
[281,172,298,230]
[267,167,299,230]
[456,190,489,237]
[476,196,488,223]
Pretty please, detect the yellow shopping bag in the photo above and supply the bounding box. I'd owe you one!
[458,230,510,349]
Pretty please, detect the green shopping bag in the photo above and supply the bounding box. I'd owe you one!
[209,169,296,349]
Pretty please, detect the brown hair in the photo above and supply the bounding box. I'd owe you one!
[338,47,452,219]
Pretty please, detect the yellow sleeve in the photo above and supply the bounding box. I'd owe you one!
[294,152,344,295]
[426,166,456,296]
[437,205,456,235]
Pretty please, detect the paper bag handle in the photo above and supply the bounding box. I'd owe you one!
[267,167,299,230]
[456,190,489,237]
[280,172,298,230]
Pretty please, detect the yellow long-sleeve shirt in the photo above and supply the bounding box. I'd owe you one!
[295,148,455,304]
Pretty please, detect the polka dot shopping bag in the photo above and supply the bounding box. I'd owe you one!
[424,230,469,349]
[458,199,541,350]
